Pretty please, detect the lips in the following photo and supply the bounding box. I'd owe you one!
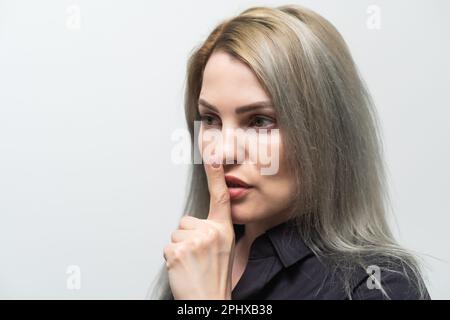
[224,175,251,188]
[224,175,252,200]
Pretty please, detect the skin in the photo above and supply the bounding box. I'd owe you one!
[164,155,235,299]
[164,50,296,299]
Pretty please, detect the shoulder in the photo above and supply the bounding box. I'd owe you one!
[292,253,431,300]
[349,259,431,300]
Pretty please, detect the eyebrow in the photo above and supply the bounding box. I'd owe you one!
[198,98,274,114]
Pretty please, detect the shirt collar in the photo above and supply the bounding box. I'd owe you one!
[233,219,313,268]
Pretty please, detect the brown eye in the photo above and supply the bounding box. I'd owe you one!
[249,115,276,129]
[200,114,221,127]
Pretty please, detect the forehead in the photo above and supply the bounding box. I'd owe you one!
[200,50,271,109]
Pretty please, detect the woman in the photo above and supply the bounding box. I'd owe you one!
[149,4,430,300]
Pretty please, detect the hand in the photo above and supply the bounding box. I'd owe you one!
[163,153,235,300]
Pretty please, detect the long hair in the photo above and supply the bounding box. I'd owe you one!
[148,4,428,300]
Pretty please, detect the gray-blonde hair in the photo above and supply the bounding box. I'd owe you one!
[149,4,428,300]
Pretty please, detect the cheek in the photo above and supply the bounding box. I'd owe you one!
[231,133,295,221]
[259,136,295,204]
[198,127,205,157]
[231,174,295,224]
[255,164,294,210]
[247,130,282,171]
[198,126,219,160]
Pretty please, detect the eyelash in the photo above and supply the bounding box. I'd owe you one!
[199,113,276,129]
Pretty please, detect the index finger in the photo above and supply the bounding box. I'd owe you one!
[204,153,231,223]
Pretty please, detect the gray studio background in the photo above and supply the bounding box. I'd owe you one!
[0,0,449,299]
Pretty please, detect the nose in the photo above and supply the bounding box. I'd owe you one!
[216,125,246,166]
[221,126,235,165]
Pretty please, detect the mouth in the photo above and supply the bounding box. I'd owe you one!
[225,175,253,200]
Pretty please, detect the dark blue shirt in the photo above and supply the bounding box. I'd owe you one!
[231,220,430,300]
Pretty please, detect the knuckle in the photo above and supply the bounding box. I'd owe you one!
[180,215,189,224]
[206,227,220,242]
[170,231,178,242]
[171,246,185,261]
[163,243,171,253]
[179,215,191,228]
[164,243,186,262]
[190,237,203,248]
[180,215,199,226]
[212,191,230,205]
[163,244,172,258]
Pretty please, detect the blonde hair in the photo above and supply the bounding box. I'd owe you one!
[149,4,428,299]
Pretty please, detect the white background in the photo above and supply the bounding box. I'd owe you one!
[0,0,449,299]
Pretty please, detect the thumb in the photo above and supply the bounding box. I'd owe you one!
[204,153,231,223]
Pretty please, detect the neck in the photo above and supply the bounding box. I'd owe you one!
[240,210,292,247]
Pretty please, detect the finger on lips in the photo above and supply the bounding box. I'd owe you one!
[204,153,232,223]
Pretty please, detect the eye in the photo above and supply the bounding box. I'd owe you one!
[249,115,276,129]
[199,114,221,127]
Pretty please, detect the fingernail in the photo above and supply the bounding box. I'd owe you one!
[211,155,220,168]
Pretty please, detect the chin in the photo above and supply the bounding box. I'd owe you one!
[230,204,260,225]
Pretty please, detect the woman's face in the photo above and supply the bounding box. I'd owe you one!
[198,50,296,226]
